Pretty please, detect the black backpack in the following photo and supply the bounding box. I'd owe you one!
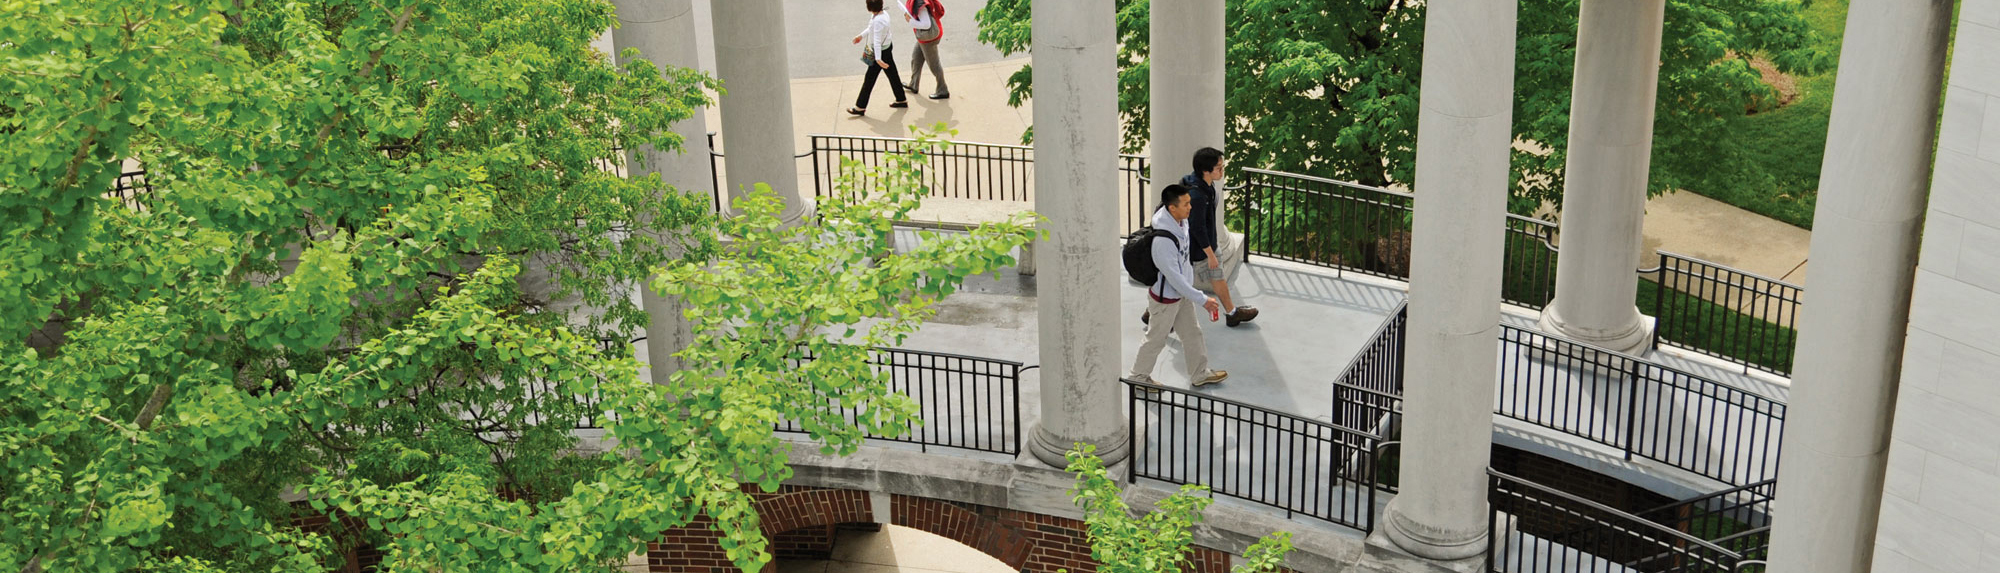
[1122,227,1180,285]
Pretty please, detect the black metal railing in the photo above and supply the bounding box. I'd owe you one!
[1497,325,1786,488]
[1125,379,1381,532]
[1240,168,1414,279]
[807,135,1148,233]
[1649,252,1802,377]
[1631,478,1774,565]
[1490,470,1762,573]
[108,170,155,210]
[1502,215,1560,310]
[1331,301,1407,433]
[777,346,1024,455]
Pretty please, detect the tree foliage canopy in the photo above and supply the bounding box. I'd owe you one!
[1,0,1032,568]
[975,0,1828,211]
[1060,445,1293,573]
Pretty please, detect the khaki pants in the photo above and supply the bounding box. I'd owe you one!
[909,35,947,94]
[1130,294,1209,380]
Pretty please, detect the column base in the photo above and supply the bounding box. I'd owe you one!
[777,197,818,229]
[1535,303,1655,356]
[1375,498,1491,562]
[1026,422,1130,469]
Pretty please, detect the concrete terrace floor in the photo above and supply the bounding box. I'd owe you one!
[823,230,1793,498]
[891,240,1410,428]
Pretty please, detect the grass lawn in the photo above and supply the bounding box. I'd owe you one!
[1683,0,1849,230]
[1636,279,1799,375]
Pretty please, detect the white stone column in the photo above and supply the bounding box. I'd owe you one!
[1376,0,1515,561]
[710,0,807,224]
[1026,0,1127,467]
[1149,0,1240,272]
[1536,0,1667,355]
[614,0,710,383]
[1766,1,1952,572]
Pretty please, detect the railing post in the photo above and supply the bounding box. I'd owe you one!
[1126,381,1137,484]
[1013,365,1023,456]
[1623,356,1642,462]
[1243,173,1255,266]
[707,131,722,212]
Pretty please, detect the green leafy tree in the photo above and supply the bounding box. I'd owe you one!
[975,0,1829,212]
[1061,445,1294,573]
[0,0,1032,567]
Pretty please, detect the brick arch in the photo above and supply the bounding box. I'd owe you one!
[886,494,1040,570]
[750,487,875,538]
[647,485,1269,573]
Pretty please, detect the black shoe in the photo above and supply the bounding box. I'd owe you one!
[928,92,950,100]
[889,101,908,108]
[1225,306,1260,328]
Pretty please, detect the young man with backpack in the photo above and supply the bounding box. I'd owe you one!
[901,0,949,99]
[1142,147,1259,327]
[1125,184,1228,389]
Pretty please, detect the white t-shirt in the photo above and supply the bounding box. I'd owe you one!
[858,12,893,54]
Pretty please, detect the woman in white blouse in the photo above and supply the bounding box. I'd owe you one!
[847,0,909,116]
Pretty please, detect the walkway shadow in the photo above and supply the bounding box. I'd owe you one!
[1235,262,1407,315]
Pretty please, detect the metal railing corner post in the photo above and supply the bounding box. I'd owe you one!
[1126,381,1138,485]
[1623,358,1643,462]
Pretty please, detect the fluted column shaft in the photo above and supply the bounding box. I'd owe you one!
[1377,0,1517,561]
[1767,1,1953,572]
[1537,0,1667,355]
[613,0,709,383]
[1026,0,1127,467]
[711,0,806,223]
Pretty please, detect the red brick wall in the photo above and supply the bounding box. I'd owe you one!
[645,485,1289,573]
[1490,445,1673,512]
[648,515,736,573]
[894,495,1059,571]
[1186,546,1232,573]
[754,486,874,538]
[769,525,836,561]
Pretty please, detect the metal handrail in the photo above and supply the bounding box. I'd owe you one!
[1506,213,1562,252]
[1331,300,1409,387]
[1240,167,1410,198]
[1126,378,1384,533]
[1632,477,1777,520]
[1655,250,1804,292]
[1489,469,1747,559]
[1499,323,1782,404]
[1122,378,1385,443]
[779,345,1026,455]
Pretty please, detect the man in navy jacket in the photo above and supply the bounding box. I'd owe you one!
[1147,147,1258,327]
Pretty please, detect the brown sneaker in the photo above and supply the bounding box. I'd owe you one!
[1128,374,1165,393]
[1193,370,1228,387]
[1225,306,1260,327]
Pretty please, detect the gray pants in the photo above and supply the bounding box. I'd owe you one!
[1130,294,1210,381]
[909,36,947,95]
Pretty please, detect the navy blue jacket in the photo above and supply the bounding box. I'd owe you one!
[1180,172,1218,263]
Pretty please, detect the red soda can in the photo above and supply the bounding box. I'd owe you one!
[1210,305,1220,322]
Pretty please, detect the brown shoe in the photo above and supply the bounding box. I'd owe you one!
[1225,306,1260,327]
[1193,370,1228,387]
[1128,374,1165,394]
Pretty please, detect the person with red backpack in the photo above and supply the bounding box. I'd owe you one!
[901,0,949,100]
[1125,184,1229,391]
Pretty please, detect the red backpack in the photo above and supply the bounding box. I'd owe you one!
[908,0,944,22]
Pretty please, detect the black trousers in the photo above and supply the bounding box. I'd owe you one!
[856,46,906,109]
